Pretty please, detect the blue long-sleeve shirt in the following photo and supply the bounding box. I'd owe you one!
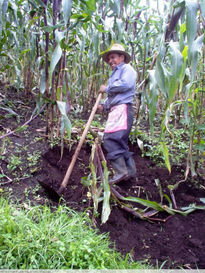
[103,62,137,110]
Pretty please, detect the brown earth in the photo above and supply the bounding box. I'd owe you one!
[38,144,205,269]
[1,86,205,269]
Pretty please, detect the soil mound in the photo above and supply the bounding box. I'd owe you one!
[38,144,205,269]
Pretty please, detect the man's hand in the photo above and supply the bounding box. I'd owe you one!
[97,104,104,113]
[99,85,107,93]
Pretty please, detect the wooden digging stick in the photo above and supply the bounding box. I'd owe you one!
[58,93,102,195]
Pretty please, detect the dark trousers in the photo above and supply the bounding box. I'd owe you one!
[103,104,134,160]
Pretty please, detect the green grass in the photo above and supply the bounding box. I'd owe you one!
[0,198,150,269]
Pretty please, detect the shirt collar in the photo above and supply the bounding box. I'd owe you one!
[116,62,125,70]
[112,62,125,74]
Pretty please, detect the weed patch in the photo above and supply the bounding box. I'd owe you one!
[0,198,148,269]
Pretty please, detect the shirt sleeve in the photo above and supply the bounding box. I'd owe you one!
[106,65,136,94]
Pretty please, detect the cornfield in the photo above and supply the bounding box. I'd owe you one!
[0,0,204,177]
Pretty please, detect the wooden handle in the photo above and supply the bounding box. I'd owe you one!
[58,93,102,194]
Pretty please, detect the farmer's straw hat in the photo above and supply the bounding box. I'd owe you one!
[101,43,131,64]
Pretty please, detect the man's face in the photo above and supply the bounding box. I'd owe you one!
[108,53,125,70]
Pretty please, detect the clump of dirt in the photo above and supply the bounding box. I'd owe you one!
[38,144,205,269]
[37,144,91,207]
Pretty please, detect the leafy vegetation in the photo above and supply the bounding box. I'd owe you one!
[130,125,190,166]
[0,198,149,269]
[0,0,204,177]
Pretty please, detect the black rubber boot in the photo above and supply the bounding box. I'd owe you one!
[109,157,129,184]
[125,156,136,179]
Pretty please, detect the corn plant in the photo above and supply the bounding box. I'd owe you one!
[81,139,110,224]
[0,0,204,179]
[146,0,205,178]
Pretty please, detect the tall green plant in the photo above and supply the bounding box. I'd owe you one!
[147,0,204,176]
[0,0,204,179]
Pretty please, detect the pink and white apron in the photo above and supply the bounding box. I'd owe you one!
[104,104,127,133]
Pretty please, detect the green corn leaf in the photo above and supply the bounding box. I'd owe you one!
[60,116,65,138]
[168,42,183,103]
[199,0,205,17]
[170,42,184,79]
[137,138,144,151]
[57,101,67,116]
[101,161,111,224]
[163,100,184,138]
[2,0,9,15]
[10,1,18,26]
[0,106,18,116]
[62,0,72,25]
[179,46,188,92]
[168,75,178,104]
[120,196,165,212]
[40,69,46,94]
[190,34,204,82]
[200,198,205,204]
[0,0,7,35]
[110,0,120,17]
[179,23,186,52]
[90,144,98,215]
[50,43,62,76]
[55,30,65,43]
[148,70,159,134]
[10,30,19,47]
[163,194,172,208]
[185,0,198,50]
[180,22,186,34]
[160,142,171,173]
[57,101,71,138]
[155,58,168,99]
[149,93,159,134]
[120,195,205,216]
[62,115,71,139]
[180,204,205,214]
[182,45,188,59]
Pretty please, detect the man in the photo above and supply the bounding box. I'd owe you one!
[98,43,137,184]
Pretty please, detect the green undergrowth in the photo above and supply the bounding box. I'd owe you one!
[130,124,189,167]
[0,198,150,269]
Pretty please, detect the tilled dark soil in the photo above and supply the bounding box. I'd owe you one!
[1,85,205,269]
[38,144,205,269]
